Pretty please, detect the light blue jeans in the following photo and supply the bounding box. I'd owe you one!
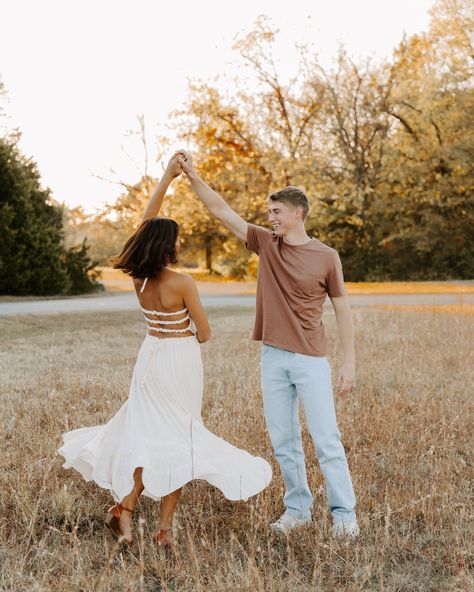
[260,343,357,524]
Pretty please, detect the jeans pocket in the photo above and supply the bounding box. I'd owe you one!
[260,343,274,369]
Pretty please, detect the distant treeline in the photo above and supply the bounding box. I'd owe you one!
[1,0,473,295]
[66,1,474,281]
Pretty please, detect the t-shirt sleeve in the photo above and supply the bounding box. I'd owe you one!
[246,223,273,255]
[326,251,347,298]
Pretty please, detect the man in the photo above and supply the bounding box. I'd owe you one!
[176,150,359,539]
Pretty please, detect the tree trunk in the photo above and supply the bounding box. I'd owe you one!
[205,239,213,272]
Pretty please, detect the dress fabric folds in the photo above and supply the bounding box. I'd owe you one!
[58,335,272,502]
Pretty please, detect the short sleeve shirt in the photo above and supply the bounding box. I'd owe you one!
[246,224,347,357]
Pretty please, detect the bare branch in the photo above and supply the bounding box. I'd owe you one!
[389,111,420,141]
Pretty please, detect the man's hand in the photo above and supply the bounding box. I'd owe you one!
[331,295,356,398]
[336,362,355,397]
[175,149,195,176]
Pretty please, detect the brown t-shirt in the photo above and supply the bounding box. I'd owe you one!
[246,224,347,357]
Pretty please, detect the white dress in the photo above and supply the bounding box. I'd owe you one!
[58,278,272,502]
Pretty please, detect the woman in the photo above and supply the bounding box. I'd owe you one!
[58,154,272,546]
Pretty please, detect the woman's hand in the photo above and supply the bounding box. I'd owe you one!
[175,149,194,176]
[164,153,183,180]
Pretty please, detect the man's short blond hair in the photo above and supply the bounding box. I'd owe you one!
[269,186,310,219]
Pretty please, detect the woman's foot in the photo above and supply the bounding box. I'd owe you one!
[105,503,134,545]
[153,528,171,547]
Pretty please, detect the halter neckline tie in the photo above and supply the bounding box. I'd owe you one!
[140,276,149,293]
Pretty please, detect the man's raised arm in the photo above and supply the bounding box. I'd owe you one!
[176,150,248,241]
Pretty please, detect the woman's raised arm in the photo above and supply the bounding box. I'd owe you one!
[142,154,182,221]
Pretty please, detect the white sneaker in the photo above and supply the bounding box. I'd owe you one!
[270,511,312,533]
[330,520,360,540]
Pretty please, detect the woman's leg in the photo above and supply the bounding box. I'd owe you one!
[118,467,144,541]
[154,487,182,545]
[159,488,182,530]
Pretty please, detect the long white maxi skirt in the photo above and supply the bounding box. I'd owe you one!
[58,335,272,502]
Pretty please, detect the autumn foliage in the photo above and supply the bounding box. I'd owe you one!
[69,0,473,280]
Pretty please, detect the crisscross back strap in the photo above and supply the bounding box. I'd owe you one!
[137,275,194,335]
[140,306,188,316]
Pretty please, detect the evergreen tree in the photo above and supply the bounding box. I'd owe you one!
[0,136,100,295]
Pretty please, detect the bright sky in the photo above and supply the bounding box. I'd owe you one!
[1,0,435,213]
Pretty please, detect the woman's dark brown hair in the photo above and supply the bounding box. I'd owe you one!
[111,217,179,278]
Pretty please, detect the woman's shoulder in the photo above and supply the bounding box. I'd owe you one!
[131,271,187,285]
[163,271,198,302]
[132,276,146,292]
[163,269,196,288]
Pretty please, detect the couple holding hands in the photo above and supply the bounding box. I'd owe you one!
[58,150,359,547]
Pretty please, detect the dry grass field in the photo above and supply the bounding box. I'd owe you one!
[1,306,473,591]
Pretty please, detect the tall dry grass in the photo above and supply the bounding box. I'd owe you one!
[0,306,472,591]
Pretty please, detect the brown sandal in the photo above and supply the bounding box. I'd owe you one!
[153,528,171,547]
[105,503,134,544]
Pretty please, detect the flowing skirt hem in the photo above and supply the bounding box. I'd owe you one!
[58,448,272,502]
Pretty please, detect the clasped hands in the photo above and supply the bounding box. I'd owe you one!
[163,150,194,180]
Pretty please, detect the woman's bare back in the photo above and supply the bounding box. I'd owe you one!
[133,269,211,342]
[133,270,194,339]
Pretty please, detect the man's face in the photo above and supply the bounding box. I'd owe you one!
[268,200,303,236]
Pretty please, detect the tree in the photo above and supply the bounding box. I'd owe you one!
[168,84,274,273]
[375,0,474,278]
[0,136,100,295]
